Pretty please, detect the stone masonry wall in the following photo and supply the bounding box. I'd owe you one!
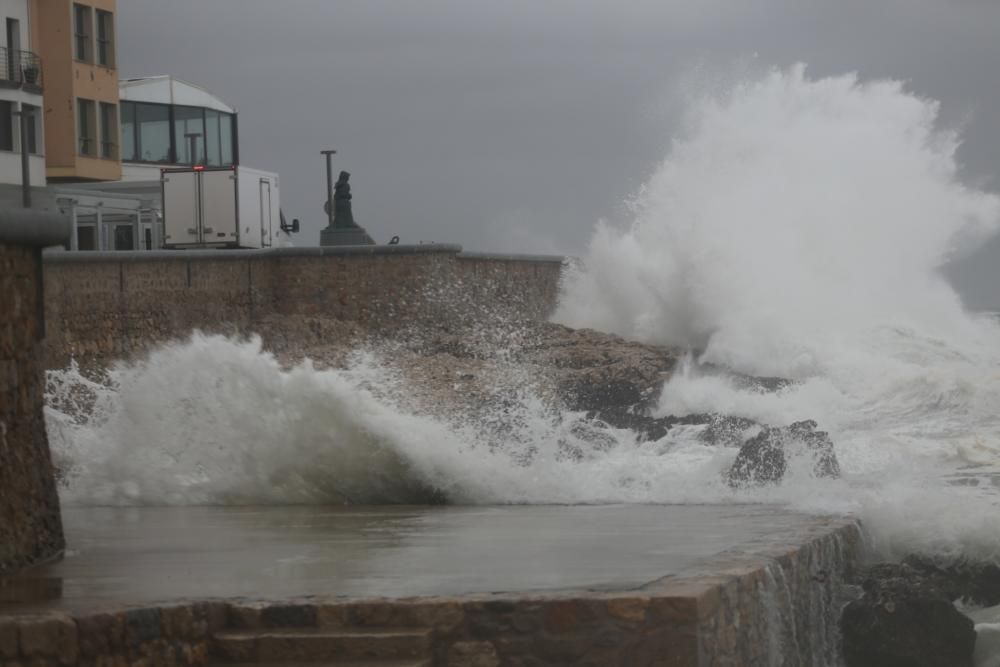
[42,246,565,369]
[0,243,65,572]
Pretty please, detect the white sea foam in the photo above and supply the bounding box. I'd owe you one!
[47,65,1000,561]
[555,64,1000,559]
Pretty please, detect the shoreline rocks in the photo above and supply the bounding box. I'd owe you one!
[841,556,1000,667]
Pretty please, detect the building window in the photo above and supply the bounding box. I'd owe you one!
[77,225,96,251]
[0,101,12,151]
[74,4,93,62]
[22,104,39,154]
[134,102,170,162]
[78,98,96,156]
[6,18,21,81]
[205,109,221,166]
[202,110,236,166]
[100,102,117,158]
[220,112,234,165]
[174,106,204,165]
[119,101,237,166]
[120,101,135,160]
[114,224,134,250]
[96,10,115,67]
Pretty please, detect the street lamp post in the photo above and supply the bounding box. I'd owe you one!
[321,149,337,230]
[13,107,32,208]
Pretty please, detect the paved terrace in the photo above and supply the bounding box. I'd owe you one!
[0,504,863,665]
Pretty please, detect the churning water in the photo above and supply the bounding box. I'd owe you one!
[47,66,1000,569]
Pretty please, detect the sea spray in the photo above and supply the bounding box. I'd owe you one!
[555,64,1000,559]
[46,333,737,507]
[46,66,1000,564]
[556,64,1000,373]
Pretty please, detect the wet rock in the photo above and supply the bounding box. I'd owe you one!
[700,415,760,446]
[729,373,794,393]
[728,427,787,485]
[579,409,760,445]
[865,556,1000,607]
[584,409,717,442]
[839,556,1000,667]
[728,419,840,486]
[534,325,678,412]
[841,595,976,667]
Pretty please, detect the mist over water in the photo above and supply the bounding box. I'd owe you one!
[47,66,1000,561]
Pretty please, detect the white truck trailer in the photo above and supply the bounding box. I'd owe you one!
[161,165,282,249]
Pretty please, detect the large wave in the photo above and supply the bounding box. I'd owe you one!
[46,334,738,507]
[47,65,1000,561]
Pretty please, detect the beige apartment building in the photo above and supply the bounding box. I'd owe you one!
[36,0,120,182]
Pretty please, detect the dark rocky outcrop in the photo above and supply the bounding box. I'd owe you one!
[728,419,841,487]
[841,595,976,667]
[537,325,678,415]
[839,555,1000,667]
[862,556,1000,607]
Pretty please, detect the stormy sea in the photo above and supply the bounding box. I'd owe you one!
[45,66,1000,665]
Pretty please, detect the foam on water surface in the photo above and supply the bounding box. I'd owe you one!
[47,65,1000,563]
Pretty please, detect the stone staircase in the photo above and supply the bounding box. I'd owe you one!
[208,606,434,667]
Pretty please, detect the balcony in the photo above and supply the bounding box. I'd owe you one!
[0,47,42,92]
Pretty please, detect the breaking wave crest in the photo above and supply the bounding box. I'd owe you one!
[47,333,739,508]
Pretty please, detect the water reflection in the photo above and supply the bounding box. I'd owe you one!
[3,504,818,608]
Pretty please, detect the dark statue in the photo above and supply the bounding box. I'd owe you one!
[333,170,356,229]
[319,169,375,246]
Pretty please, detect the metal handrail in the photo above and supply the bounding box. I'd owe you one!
[0,46,42,88]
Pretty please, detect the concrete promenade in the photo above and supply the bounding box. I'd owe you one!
[0,504,864,665]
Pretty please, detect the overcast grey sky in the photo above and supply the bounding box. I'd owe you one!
[119,1,1000,308]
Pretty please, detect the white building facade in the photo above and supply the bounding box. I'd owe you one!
[0,0,45,189]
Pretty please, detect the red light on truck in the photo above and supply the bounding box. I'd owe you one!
[193,165,206,171]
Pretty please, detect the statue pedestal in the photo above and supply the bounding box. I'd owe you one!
[320,226,375,246]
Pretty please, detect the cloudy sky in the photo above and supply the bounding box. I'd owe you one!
[120,1,1000,307]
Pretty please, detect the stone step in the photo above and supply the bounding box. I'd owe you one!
[212,627,434,663]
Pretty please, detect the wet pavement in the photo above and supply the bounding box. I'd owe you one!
[2,504,822,610]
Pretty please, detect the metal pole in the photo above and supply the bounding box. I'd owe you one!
[185,132,201,165]
[70,205,79,251]
[14,108,31,208]
[321,149,337,228]
[96,205,104,250]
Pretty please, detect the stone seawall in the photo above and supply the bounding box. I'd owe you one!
[0,517,864,666]
[41,246,564,368]
[0,213,68,572]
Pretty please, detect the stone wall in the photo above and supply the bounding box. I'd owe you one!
[0,517,864,666]
[0,211,69,573]
[42,246,564,368]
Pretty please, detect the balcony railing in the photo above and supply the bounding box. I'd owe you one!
[0,47,42,89]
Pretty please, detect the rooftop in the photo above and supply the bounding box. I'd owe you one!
[119,75,236,114]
